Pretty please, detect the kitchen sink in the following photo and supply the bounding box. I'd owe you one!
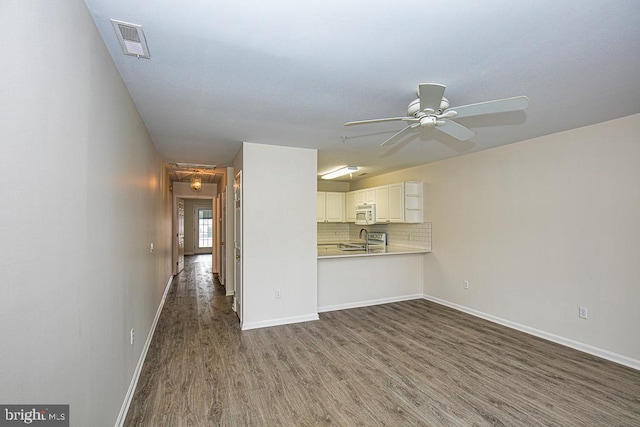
[337,242,386,253]
[338,243,367,251]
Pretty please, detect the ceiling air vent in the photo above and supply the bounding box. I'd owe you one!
[110,19,150,59]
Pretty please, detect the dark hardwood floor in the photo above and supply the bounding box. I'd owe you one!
[125,255,640,426]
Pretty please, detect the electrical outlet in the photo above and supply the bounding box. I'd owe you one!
[130,328,135,345]
[464,280,469,289]
[275,290,281,299]
[149,243,154,253]
[579,306,588,319]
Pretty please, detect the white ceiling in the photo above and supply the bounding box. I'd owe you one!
[84,0,640,181]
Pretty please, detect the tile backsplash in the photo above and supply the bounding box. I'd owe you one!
[317,223,350,243]
[318,222,432,250]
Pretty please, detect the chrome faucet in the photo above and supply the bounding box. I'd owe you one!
[359,228,368,245]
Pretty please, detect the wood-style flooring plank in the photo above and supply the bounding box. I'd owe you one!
[125,255,640,426]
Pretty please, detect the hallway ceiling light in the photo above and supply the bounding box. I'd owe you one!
[190,175,202,192]
[171,162,217,170]
[321,166,358,180]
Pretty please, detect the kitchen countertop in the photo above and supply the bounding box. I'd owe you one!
[318,242,431,259]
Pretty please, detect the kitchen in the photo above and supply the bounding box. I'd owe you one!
[317,179,431,312]
[6,3,639,426]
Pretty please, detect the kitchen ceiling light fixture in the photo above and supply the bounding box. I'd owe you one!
[321,166,358,180]
[190,175,202,192]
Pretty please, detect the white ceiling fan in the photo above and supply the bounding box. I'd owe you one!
[345,83,529,146]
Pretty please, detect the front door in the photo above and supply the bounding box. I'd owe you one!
[234,171,242,323]
[194,205,213,254]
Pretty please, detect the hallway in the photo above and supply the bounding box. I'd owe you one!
[125,255,239,425]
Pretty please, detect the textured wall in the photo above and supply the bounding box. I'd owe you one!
[0,1,172,424]
[356,114,640,366]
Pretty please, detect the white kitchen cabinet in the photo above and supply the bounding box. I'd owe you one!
[374,186,390,222]
[346,189,375,222]
[350,189,375,205]
[403,181,423,223]
[364,188,376,205]
[326,192,346,222]
[346,191,358,222]
[318,182,422,224]
[317,192,327,222]
[374,183,404,223]
[388,183,405,222]
[317,192,346,223]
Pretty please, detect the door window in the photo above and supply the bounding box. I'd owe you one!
[198,208,213,248]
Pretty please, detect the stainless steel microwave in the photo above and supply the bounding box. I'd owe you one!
[355,204,376,225]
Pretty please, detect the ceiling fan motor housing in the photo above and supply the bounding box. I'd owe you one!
[407,97,449,116]
[419,116,438,127]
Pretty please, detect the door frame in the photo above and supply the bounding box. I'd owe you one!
[233,171,243,323]
[176,198,185,274]
[193,204,214,255]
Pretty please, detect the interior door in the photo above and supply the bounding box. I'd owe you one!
[216,195,222,276]
[233,171,243,323]
[177,198,185,273]
[220,192,226,285]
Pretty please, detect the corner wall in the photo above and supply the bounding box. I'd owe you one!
[0,1,172,424]
[356,114,640,367]
[240,142,319,329]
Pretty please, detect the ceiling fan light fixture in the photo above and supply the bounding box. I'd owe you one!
[321,166,358,180]
[190,175,203,192]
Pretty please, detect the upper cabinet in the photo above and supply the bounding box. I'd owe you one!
[346,191,358,222]
[317,192,327,222]
[403,182,424,223]
[344,181,423,224]
[374,185,390,222]
[364,188,376,205]
[317,192,346,223]
[374,183,404,223]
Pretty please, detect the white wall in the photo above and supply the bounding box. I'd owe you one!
[317,181,351,192]
[240,142,319,329]
[356,114,640,367]
[0,1,172,424]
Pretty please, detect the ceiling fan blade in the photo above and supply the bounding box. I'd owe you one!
[445,96,529,119]
[380,123,419,147]
[436,120,476,141]
[344,117,418,126]
[419,83,446,112]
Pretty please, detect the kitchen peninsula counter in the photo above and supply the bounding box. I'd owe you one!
[317,242,428,312]
[318,243,430,258]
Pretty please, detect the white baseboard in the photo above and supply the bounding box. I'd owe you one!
[422,294,640,371]
[115,275,174,427]
[318,294,422,313]
[241,313,320,331]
